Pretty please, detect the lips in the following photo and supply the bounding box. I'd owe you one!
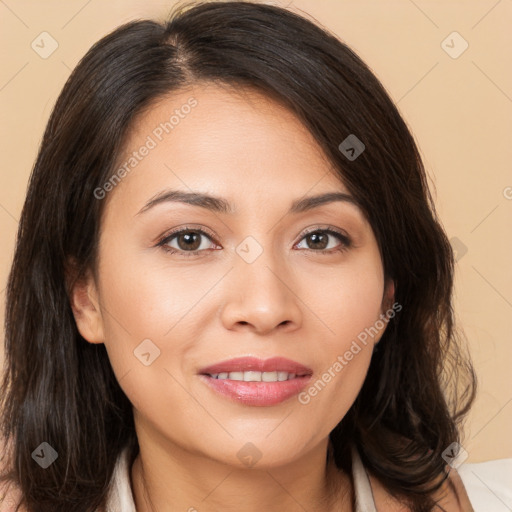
[197,357,313,406]
[198,356,313,376]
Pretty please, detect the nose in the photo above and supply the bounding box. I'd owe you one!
[220,250,303,335]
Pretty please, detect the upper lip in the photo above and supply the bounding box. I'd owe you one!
[198,357,313,376]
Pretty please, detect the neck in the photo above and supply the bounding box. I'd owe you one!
[130,429,352,512]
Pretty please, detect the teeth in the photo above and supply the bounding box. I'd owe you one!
[209,371,298,382]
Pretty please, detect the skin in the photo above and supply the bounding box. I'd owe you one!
[70,82,399,512]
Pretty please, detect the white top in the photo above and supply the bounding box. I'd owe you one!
[104,446,512,512]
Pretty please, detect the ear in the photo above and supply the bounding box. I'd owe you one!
[66,259,105,344]
[382,277,395,311]
[373,278,396,347]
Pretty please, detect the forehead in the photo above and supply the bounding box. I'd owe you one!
[105,83,353,215]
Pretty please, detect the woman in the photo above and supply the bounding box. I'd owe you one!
[0,1,478,511]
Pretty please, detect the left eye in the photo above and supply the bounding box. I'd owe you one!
[295,229,349,252]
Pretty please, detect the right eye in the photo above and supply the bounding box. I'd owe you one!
[157,227,219,257]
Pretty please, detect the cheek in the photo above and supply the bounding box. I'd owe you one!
[94,242,218,391]
[97,244,202,338]
[95,250,200,425]
[298,344,373,439]
[295,253,384,419]
[301,250,385,345]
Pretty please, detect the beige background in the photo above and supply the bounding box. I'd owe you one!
[1,0,511,463]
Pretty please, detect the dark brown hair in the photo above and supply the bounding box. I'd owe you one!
[1,1,476,511]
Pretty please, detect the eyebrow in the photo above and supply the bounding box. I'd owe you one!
[136,189,359,216]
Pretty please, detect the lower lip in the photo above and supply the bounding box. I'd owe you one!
[199,374,312,406]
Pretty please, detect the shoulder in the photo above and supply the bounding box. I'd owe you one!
[368,467,474,512]
[432,467,475,511]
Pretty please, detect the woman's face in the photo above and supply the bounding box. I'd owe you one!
[73,83,394,468]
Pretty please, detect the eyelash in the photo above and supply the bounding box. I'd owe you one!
[156,225,352,258]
